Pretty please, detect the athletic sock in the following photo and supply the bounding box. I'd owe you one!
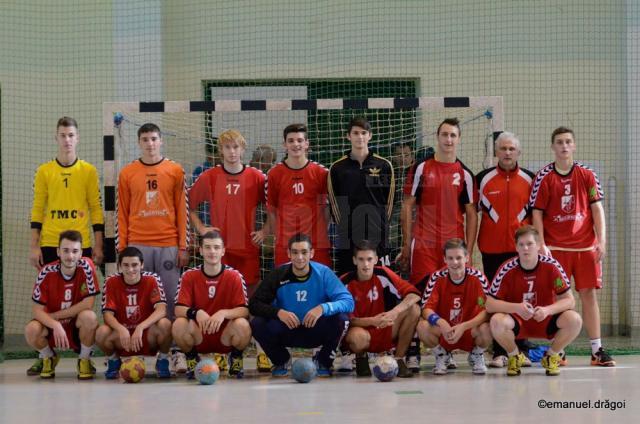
[157,352,169,360]
[108,353,119,360]
[79,344,93,359]
[590,338,602,355]
[471,346,485,355]
[186,348,198,360]
[547,348,558,356]
[507,348,519,358]
[38,346,55,358]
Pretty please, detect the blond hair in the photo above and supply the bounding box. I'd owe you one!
[218,129,247,149]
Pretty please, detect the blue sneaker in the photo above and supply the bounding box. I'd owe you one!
[155,358,171,378]
[271,362,289,377]
[105,357,122,380]
[313,354,333,377]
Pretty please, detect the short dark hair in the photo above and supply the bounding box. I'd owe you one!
[347,117,371,133]
[200,230,224,246]
[288,233,313,250]
[515,225,540,243]
[57,116,78,130]
[443,238,468,255]
[58,230,82,246]
[118,246,144,265]
[283,123,308,140]
[551,126,574,144]
[437,118,461,136]
[352,240,379,256]
[138,123,161,139]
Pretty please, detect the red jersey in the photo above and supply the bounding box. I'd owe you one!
[476,164,535,253]
[341,266,419,318]
[404,158,475,247]
[32,258,100,322]
[488,255,571,306]
[421,267,488,325]
[266,160,330,250]
[529,162,603,249]
[175,265,248,315]
[101,272,166,330]
[189,165,265,255]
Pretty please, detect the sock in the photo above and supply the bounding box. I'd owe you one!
[186,348,198,360]
[78,344,93,359]
[507,348,519,358]
[108,353,119,360]
[472,346,485,355]
[38,346,55,358]
[157,352,169,360]
[590,338,602,355]
[230,348,243,358]
[548,348,558,356]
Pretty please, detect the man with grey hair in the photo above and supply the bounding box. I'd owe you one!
[475,131,536,367]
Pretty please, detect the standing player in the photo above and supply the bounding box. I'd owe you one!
[172,231,251,378]
[341,240,420,378]
[250,233,354,377]
[487,226,582,376]
[476,132,535,367]
[30,117,104,269]
[24,230,100,379]
[416,238,491,375]
[266,123,331,266]
[96,246,173,379]
[328,117,395,275]
[398,118,477,287]
[529,127,614,366]
[189,129,266,295]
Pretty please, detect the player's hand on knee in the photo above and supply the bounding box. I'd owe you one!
[376,311,395,328]
[209,311,226,334]
[446,325,464,344]
[52,323,69,350]
[131,327,144,351]
[29,248,43,270]
[532,306,549,322]
[302,306,323,328]
[118,327,131,352]
[277,310,300,329]
[517,302,535,320]
[195,310,210,333]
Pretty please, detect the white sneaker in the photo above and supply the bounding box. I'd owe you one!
[446,355,457,369]
[336,353,353,372]
[171,350,188,374]
[469,352,487,375]
[406,355,421,373]
[432,346,448,375]
[488,355,507,368]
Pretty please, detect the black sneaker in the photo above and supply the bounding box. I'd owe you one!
[396,358,414,378]
[355,355,371,377]
[591,347,616,367]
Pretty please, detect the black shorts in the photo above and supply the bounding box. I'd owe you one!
[481,252,517,282]
[41,247,92,265]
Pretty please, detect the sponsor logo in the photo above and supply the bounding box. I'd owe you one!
[49,209,84,219]
[368,167,381,177]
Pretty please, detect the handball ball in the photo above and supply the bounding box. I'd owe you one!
[120,356,146,383]
[372,356,398,382]
[195,358,220,385]
[291,358,317,383]
[113,112,124,126]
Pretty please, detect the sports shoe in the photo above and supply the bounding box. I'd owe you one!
[591,347,616,367]
[155,357,171,378]
[271,359,290,377]
[40,355,60,379]
[446,354,457,369]
[396,358,413,378]
[432,346,448,376]
[77,358,96,380]
[355,355,371,377]
[27,358,44,376]
[488,355,507,368]
[522,353,532,367]
[171,350,188,374]
[406,354,421,373]
[313,353,333,377]
[228,352,244,378]
[256,352,272,373]
[185,357,198,380]
[469,352,487,375]
[542,353,561,376]
[336,353,354,373]
[105,357,122,379]
[559,351,568,366]
[214,353,229,372]
[507,353,526,377]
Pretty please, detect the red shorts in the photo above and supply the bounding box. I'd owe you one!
[224,250,260,285]
[365,326,395,353]
[550,249,602,290]
[195,321,231,354]
[118,328,155,357]
[511,313,560,340]
[274,246,331,268]
[409,239,445,285]
[439,328,475,352]
[46,319,80,353]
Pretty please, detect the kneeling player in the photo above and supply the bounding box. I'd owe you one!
[416,238,491,375]
[172,231,251,379]
[24,230,100,379]
[341,240,420,378]
[96,247,173,379]
[486,226,582,376]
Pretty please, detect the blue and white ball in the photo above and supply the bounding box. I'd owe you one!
[291,358,317,383]
[372,356,399,382]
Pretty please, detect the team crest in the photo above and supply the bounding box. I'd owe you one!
[126,305,141,323]
[146,191,159,207]
[561,194,575,213]
[477,297,485,308]
[554,278,564,289]
[368,167,381,177]
[449,308,462,324]
[589,186,598,201]
[523,292,537,307]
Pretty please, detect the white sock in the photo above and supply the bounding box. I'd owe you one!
[507,348,519,357]
[79,344,93,359]
[590,338,602,355]
[38,346,54,358]
[108,353,119,360]
[157,352,169,360]
[472,346,485,355]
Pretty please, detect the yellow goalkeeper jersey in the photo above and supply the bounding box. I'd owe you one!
[31,158,104,248]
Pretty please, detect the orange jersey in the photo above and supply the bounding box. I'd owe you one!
[476,164,535,254]
[117,158,188,250]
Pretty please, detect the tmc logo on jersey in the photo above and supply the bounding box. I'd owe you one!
[561,194,575,213]
[50,209,84,219]
[126,305,141,323]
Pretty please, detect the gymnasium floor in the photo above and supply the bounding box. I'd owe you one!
[1,354,637,423]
